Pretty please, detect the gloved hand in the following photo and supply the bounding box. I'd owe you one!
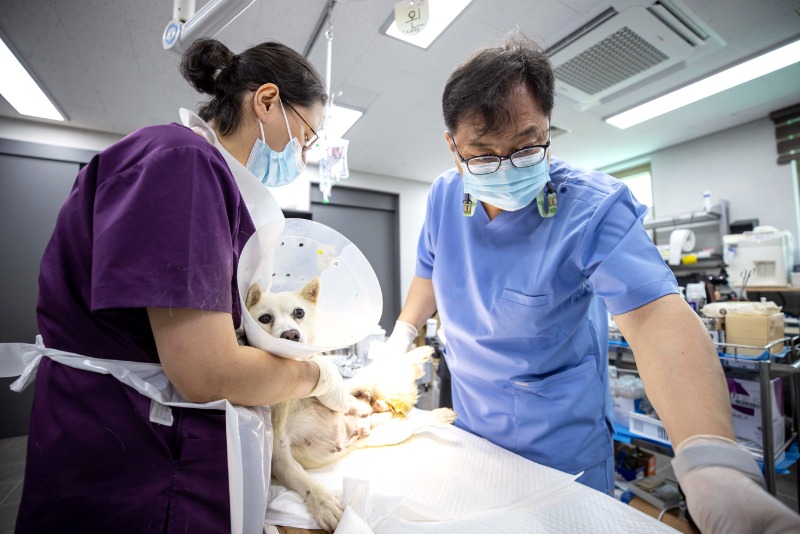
[368,320,418,360]
[307,357,347,412]
[673,435,800,533]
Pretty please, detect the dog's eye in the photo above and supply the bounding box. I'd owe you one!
[258,313,274,324]
[292,308,305,319]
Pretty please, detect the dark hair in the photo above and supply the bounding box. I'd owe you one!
[442,33,554,136]
[180,38,327,135]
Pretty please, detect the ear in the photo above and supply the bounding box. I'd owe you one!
[245,283,262,310]
[299,277,320,304]
[443,131,464,176]
[252,83,280,122]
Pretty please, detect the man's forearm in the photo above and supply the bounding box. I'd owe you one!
[398,276,437,332]
[614,294,735,448]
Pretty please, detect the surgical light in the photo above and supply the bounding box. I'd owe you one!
[606,39,800,129]
[306,104,363,163]
[0,34,63,121]
[384,0,473,49]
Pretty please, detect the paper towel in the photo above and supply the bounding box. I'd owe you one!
[668,228,696,266]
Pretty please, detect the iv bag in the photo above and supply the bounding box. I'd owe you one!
[320,138,350,183]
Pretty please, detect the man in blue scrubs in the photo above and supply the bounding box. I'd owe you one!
[381,35,799,532]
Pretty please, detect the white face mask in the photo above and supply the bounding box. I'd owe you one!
[245,99,306,187]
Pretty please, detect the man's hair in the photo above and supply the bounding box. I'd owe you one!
[442,33,555,136]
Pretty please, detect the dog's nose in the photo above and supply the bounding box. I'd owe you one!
[280,329,301,342]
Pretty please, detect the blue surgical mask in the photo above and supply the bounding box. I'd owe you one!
[463,156,550,212]
[246,99,306,187]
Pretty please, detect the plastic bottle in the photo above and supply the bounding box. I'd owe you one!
[685,282,706,313]
[703,190,712,212]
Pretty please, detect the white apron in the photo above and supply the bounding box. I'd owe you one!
[0,109,288,534]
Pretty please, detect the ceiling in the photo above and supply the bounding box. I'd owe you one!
[1,0,799,182]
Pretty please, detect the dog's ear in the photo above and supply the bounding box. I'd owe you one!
[245,283,262,310]
[299,277,320,304]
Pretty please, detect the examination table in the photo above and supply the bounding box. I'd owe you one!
[265,410,678,533]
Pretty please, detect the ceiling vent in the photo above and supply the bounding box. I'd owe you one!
[546,3,719,108]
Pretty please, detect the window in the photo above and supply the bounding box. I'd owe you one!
[609,164,654,220]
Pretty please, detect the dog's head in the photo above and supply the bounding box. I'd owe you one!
[245,277,320,344]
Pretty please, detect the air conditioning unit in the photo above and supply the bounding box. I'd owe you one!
[547,2,723,108]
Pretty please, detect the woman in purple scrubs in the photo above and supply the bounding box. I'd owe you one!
[16,39,347,532]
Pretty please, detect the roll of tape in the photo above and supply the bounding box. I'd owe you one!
[669,229,696,266]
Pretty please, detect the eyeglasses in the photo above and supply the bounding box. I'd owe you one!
[450,134,550,175]
[283,101,319,151]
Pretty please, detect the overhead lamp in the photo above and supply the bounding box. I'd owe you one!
[305,104,363,163]
[383,0,473,49]
[0,33,64,121]
[606,39,800,129]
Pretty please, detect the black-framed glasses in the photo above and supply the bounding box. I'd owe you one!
[451,134,550,175]
[283,101,319,150]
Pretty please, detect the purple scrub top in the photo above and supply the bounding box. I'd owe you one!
[16,123,256,533]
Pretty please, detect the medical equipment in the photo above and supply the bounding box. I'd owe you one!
[304,19,352,203]
[163,0,256,52]
[630,476,682,511]
[537,181,558,217]
[462,192,475,216]
[739,268,753,300]
[238,218,382,360]
[685,281,706,312]
[461,182,559,217]
[724,226,795,287]
[703,190,712,212]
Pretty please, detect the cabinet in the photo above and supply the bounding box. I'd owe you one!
[609,334,800,509]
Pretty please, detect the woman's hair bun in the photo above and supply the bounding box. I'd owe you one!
[180,38,235,95]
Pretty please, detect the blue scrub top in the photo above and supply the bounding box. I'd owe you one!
[416,157,678,491]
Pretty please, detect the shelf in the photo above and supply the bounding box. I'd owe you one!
[608,333,800,499]
[744,286,800,293]
[644,204,724,231]
[666,257,725,271]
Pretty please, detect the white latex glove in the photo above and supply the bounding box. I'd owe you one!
[307,357,347,412]
[673,435,800,533]
[367,320,418,360]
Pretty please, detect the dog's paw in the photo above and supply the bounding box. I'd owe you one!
[431,407,458,425]
[306,486,343,533]
[406,345,434,363]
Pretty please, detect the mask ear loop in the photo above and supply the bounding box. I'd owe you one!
[258,119,266,143]
[278,99,294,140]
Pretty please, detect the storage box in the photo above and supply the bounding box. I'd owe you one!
[614,442,656,481]
[628,412,671,446]
[727,376,785,459]
[612,396,646,427]
[725,312,784,356]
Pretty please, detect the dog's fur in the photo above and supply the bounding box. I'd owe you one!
[245,279,456,532]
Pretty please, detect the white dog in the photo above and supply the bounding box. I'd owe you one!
[246,279,457,532]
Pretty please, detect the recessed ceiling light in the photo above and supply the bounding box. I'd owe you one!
[0,33,64,121]
[605,38,800,129]
[383,0,473,49]
[306,104,363,163]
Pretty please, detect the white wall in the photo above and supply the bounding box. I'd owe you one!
[0,116,122,152]
[649,118,798,256]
